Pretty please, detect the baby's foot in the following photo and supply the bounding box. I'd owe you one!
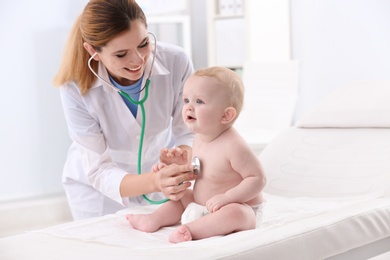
[168,225,192,243]
[126,214,160,233]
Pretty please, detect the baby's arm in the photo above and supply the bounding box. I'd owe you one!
[206,145,266,213]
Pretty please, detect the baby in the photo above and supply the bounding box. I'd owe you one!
[127,66,266,243]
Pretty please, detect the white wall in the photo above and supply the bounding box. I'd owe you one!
[291,0,390,121]
[208,0,390,148]
[139,0,208,69]
[245,0,291,62]
[0,0,87,202]
[189,0,208,69]
[234,0,298,146]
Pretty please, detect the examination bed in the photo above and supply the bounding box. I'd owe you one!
[1,81,390,259]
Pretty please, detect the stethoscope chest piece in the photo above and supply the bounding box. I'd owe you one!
[192,156,201,175]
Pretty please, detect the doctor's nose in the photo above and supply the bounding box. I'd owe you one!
[127,50,144,63]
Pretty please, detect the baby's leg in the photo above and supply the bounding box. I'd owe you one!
[170,203,255,243]
[127,200,183,232]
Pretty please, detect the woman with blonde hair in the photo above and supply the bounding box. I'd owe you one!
[53,0,196,220]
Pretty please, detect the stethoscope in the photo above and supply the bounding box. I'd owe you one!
[87,32,200,204]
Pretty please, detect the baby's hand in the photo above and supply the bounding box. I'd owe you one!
[160,147,189,165]
[151,162,167,172]
[206,194,232,213]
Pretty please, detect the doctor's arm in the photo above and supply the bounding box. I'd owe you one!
[60,85,192,204]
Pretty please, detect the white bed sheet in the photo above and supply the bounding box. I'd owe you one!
[1,194,389,260]
[30,194,381,248]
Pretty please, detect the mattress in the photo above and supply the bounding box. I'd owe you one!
[258,126,390,259]
[0,194,389,260]
[1,127,390,259]
[261,127,390,198]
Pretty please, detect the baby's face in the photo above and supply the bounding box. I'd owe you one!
[182,75,229,134]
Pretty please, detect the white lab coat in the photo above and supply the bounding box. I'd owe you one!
[60,42,194,219]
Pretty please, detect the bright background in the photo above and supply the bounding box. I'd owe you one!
[1,0,390,235]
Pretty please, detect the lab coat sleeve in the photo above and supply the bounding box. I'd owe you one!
[171,51,195,147]
[60,84,128,206]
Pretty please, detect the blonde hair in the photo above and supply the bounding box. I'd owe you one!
[194,66,245,118]
[52,0,147,94]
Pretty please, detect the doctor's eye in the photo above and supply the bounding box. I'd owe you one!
[138,39,149,48]
[116,52,127,58]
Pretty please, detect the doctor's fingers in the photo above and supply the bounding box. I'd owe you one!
[163,182,191,201]
[156,164,195,190]
[159,171,194,188]
[159,164,193,178]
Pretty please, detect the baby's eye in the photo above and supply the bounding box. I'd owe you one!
[196,99,204,104]
[183,98,189,104]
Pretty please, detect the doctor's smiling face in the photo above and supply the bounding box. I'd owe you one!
[84,19,152,86]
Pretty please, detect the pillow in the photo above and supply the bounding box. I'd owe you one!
[296,80,390,128]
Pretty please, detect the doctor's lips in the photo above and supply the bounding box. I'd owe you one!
[125,65,142,72]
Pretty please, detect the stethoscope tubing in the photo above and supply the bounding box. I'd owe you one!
[87,32,168,204]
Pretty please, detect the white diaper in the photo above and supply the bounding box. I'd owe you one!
[181,202,265,227]
[181,202,209,225]
[253,203,264,228]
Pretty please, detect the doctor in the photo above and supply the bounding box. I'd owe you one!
[53,0,196,220]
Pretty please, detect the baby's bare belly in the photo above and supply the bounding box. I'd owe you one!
[193,179,263,206]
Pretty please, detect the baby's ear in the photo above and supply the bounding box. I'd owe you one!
[221,107,236,124]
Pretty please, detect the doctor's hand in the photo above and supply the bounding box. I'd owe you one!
[155,164,196,201]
